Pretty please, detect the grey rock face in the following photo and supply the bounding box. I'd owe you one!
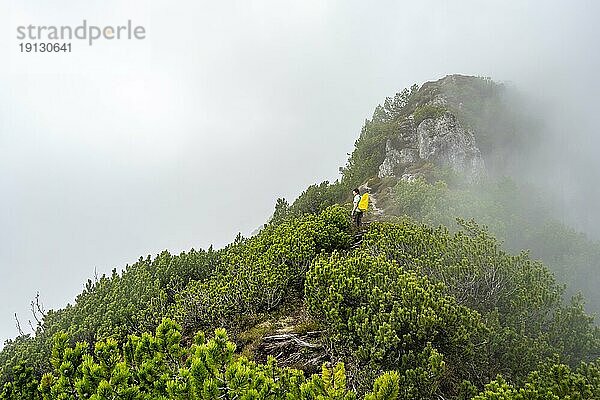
[398,148,419,164]
[378,142,401,178]
[401,173,418,182]
[417,114,485,181]
[378,141,421,178]
[378,112,486,182]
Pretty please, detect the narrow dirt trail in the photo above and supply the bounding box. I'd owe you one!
[369,191,384,217]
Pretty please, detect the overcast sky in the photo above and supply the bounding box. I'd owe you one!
[1,0,599,346]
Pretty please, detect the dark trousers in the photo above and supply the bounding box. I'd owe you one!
[353,210,363,227]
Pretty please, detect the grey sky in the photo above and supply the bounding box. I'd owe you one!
[1,0,599,346]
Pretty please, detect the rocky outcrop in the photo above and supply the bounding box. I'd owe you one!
[378,112,485,182]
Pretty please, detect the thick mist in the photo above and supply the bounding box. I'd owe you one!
[501,77,600,239]
[433,78,600,314]
[502,78,600,315]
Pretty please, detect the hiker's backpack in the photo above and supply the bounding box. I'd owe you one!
[358,193,369,211]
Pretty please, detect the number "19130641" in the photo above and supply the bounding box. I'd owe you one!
[20,43,72,53]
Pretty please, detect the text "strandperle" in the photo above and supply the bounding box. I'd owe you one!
[16,20,146,46]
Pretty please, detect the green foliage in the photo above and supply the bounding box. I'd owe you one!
[358,220,600,381]
[390,177,600,317]
[288,181,347,217]
[3,75,600,398]
[64,247,217,342]
[35,319,385,400]
[339,120,397,189]
[2,197,599,399]
[306,252,486,396]
[393,178,452,224]
[172,205,352,335]
[364,371,400,400]
[271,197,290,224]
[298,363,356,400]
[473,359,600,399]
[0,334,48,396]
[0,206,352,397]
[0,362,41,400]
[391,177,526,231]
[0,248,219,393]
[412,105,447,125]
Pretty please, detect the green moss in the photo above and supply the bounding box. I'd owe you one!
[291,319,322,335]
[412,104,447,125]
[238,321,276,360]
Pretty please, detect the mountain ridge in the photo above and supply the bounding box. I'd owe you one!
[2,74,600,400]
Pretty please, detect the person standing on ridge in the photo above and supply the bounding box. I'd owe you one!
[352,188,363,227]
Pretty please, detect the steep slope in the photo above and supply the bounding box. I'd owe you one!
[1,75,600,400]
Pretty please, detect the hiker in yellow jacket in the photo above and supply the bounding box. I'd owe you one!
[352,188,369,227]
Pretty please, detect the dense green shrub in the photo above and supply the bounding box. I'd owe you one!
[306,252,486,397]
[412,105,447,125]
[304,219,599,396]
[0,248,219,392]
[0,206,353,396]
[0,362,41,400]
[4,75,600,399]
[36,318,399,400]
[172,205,352,335]
[2,202,599,399]
[359,220,600,380]
[391,177,600,318]
[473,359,600,399]
[288,181,347,217]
